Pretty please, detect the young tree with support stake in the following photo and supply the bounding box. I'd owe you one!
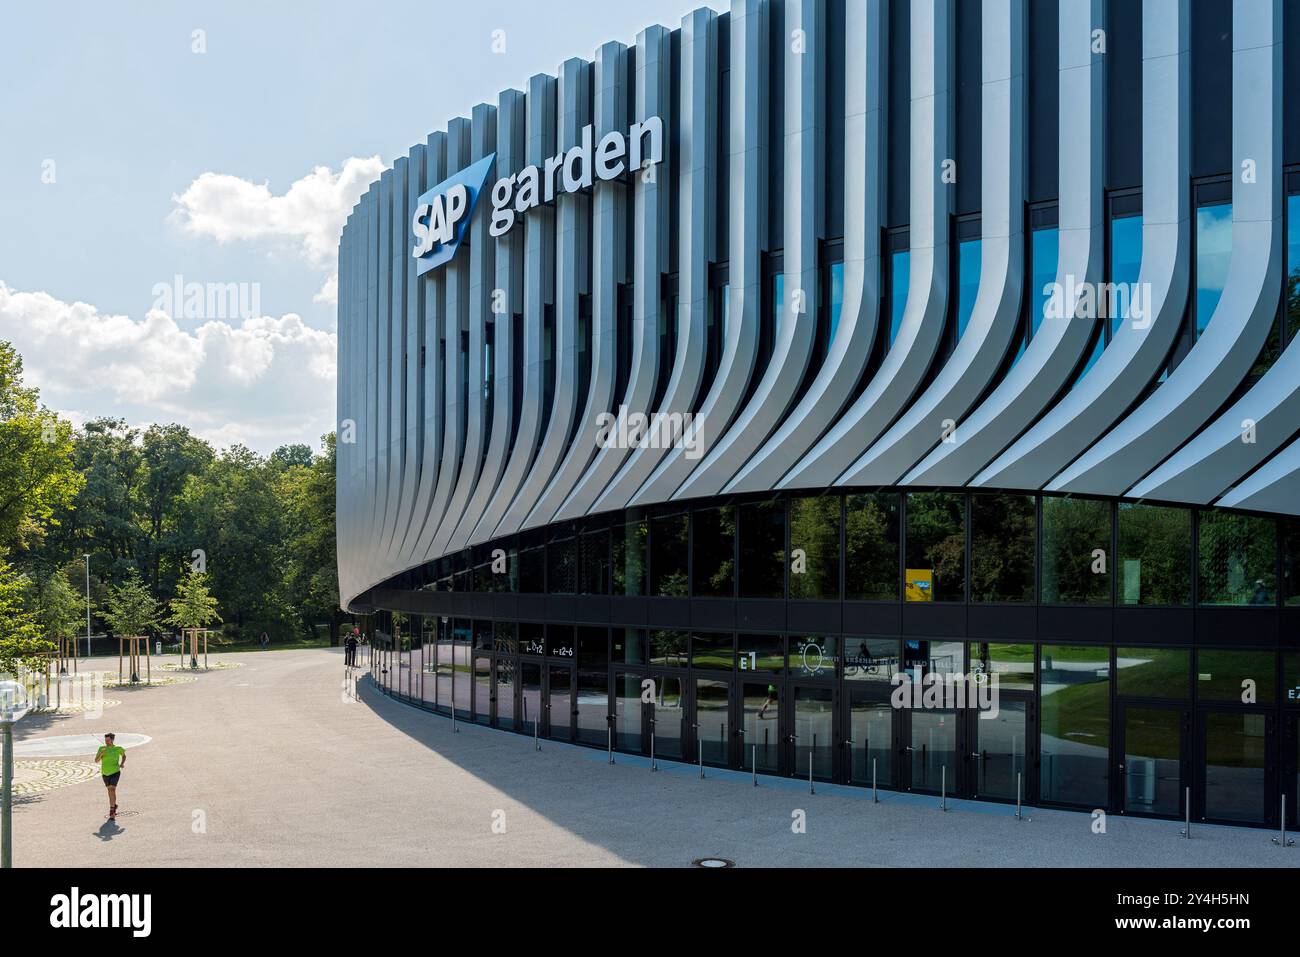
[101,572,159,683]
[166,571,221,668]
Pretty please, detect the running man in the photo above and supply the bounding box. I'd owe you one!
[94,733,127,820]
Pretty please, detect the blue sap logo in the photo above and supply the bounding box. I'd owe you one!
[411,152,495,276]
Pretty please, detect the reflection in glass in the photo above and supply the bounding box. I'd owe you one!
[1040,645,1110,806]
[652,675,685,760]
[1116,648,1189,699]
[650,630,688,669]
[827,261,845,349]
[737,634,784,674]
[968,642,1034,692]
[1196,650,1276,705]
[1195,202,1232,338]
[910,710,957,792]
[844,638,901,683]
[1118,503,1192,605]
[474,656,492,725]
[691,632,733,671]
[905,492,965,602]
[547,666,572,740]
[790,635,838,679]
[956,238,981,341]
[1017,225,1059,361]
[575,672,608,746]
[742,681,781,773]
[1041,497,1110,604]
[613,627,645,665]
[612,515,647,596]
[650,511,689,597]
[1204,712,1267,824]
[789,495,841,599]
[794,687,834,779]
[1283,517,1300,606]
[974,699,1026,801]
[739,500,786,598]
[613,673,643,752]
[579,526,610,594]
[888,250,909,348]
[520,662,542,737]
[845,492,900,600]
[1198,511,1277,606]
[495,658,516,731]
[848,688,894,786]
[970,493,1035,602]
[1122,706,1182,816]
[695,678,731,766]
[692,505,736,597]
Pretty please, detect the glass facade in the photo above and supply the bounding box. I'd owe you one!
[362,489,1300,828]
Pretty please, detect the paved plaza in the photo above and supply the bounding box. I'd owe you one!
[10,648,1298,868]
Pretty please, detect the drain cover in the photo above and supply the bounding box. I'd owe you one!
[692,857,734,868]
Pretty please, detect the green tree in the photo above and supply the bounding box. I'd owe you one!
[0,341,82,553]
[277,434,339,642]
[165,570,221,631]
[0,557,51,675]
[101,571,160,638]
[25,563,83,643]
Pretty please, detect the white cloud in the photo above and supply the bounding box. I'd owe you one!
[0,281,336,454]
[169,156,384,269]
[314,272,339,306]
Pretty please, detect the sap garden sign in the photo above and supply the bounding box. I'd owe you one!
[412,116,664,276]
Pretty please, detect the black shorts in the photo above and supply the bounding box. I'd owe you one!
[102,772,120,787]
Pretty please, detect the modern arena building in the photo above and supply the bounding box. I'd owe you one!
[336,0,1300,828]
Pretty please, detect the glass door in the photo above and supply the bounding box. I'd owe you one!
[520,662,542,737]
[741,680,781,775]
[649,674,687,762]
[1116,703,1187,817]
[545,666,574,742]
[969,696,1032,802]
[473,655,493,725]
[1199,709,1273,825]
[788,685,836,781]
[845,685,895,788]
[613,672,647,754]
[693,677,733,767]
[1287,714,1300,829]
[906,709,960,795]
[495,657,516,731]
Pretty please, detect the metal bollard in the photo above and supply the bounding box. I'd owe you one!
[809,752,815,795]
[1180,786,1191,838]
[941,766,947,812]
[698,740,704,779]
[607,726,614,765]
[1273,795,1295,847]
[534,717,540,752]
[752,744,757,787]
[872,757,878,803]
[1016,772,1023,820]
[651,731,657,772]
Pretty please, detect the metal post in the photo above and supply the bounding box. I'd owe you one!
[698,739,703,779]
[872,757,878,803]
[651,731,657,772]
[534,715,540,752]
[84,555,91,659]
[752,744,757,787]
[607,726,613,765]
[1016,772,1023,820]
[1,722,12,869]
[809,752,815,795]
[1273,795,1295,847]
[1180,786,1191,838]
[941,766,947,812]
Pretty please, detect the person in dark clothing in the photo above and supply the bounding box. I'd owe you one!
[344,631,358,667]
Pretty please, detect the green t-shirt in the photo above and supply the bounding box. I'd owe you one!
[97,745,125,776]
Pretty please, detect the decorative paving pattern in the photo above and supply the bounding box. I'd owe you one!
[30,698,121,715]
[100,674,198,688]
[159,660,244,672]
[12,760,99,796]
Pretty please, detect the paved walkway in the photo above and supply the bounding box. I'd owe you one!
[10,648,1298,867]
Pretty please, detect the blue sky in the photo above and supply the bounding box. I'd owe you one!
[0,0,723,453]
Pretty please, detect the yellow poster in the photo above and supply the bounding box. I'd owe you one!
[905,568,934,602]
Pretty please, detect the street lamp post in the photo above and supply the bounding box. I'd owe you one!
[84,554,92,659]
[1,679,31,869]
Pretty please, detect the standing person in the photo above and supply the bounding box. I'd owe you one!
[345,630,358,667]
[94,733,127,820]
[260,631,269,651]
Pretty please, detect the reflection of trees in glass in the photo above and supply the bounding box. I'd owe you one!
[691,506,735,597]
[970,494,1035,602]
[789,496,840,600]
[651,629,688,667]
[740,501,785,598]
[1041,497,1110,604]
[1117,504,1191,605]
[845,493,899,600]
[1198,511,1276,605]
[1283,518,1300,607]
[612,519,647,596]
[905,492,965,602]
[651,513,689,597]
[579,529,610,595]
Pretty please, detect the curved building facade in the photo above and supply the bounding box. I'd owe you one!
[338,0,1300,827]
